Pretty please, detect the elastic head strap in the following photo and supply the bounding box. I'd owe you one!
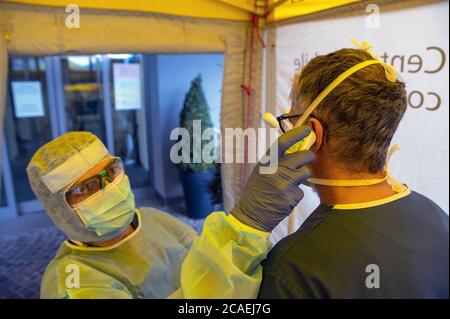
[296,59,382,128]
[351,38,397,82]
[307,175,387,187]
[307,144,406,192]
[296,39,397,128]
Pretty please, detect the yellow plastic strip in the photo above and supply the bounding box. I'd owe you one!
[307,175,387,187]
[288,211,296,234]
[297,39,397,129]
[352,38,397,82]
[296,59,382,128]
[64,209,142,251]
[332,187,411,210]
[307,144,401,187]
[267,0,360,22]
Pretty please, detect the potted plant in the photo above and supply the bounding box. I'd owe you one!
[177,75,217,219]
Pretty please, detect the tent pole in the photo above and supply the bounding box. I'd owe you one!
[0,30,10,183]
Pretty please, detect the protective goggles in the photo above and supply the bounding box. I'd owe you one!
[66,158,125,204]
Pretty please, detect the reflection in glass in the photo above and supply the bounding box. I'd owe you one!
[61,55,107,144]
[2,54,152,208]
[4,56,52,203]
[110,55,150,188]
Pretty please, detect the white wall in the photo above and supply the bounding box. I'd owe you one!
[149,53,224,200]
[271,1,449,217]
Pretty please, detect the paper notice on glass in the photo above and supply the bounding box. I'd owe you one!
[113,63,142,110]
[11,81,45,118]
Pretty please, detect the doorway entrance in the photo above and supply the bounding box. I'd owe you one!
[1,54,153,219]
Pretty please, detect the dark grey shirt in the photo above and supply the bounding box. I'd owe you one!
[258,191,449,299]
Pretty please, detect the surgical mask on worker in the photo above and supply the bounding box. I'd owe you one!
[72,173,136,236]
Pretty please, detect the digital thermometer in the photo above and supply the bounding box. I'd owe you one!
[262,112,316,154]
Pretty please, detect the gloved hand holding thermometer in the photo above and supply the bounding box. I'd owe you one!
[262,112,317,154]
[230,125,316,232]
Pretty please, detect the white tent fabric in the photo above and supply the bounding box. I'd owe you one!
[264,0,449,240]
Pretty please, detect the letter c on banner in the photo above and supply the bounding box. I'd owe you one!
[425,47,446,74]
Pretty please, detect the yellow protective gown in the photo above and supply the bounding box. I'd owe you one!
[41,207,271,299]
[171,212,271,298]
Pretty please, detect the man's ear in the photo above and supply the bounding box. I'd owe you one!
[309,118,324,152]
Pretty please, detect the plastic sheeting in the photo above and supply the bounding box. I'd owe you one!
[0,5,237,55]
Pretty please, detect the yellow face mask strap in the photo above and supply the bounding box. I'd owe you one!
[296,60,381,128]
[307,175,387,187]
[351,38,397,82]
[307,144,405,190]
[296,39,397,129]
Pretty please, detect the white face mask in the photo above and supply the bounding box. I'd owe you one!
[72,173,136,236]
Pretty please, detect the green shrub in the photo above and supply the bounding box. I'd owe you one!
[177,75,216,172]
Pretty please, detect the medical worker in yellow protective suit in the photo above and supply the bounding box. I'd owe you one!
[28,127,313,298]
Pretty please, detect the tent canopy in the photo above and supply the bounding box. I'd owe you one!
[2,0,361,22]
[266,0,360,21]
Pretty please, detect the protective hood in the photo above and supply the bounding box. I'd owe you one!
[26,131,130,243]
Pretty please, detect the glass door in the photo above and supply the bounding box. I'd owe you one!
[2,54,154,217]
[0,136,18,219]
[59,54,152,198]
[2,56,56,214]
[108,54,151,192]
[59,55,107,144]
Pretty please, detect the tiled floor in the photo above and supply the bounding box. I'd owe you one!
[0,197,205,299]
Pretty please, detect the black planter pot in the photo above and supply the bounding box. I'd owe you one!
[180,170,215,219]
